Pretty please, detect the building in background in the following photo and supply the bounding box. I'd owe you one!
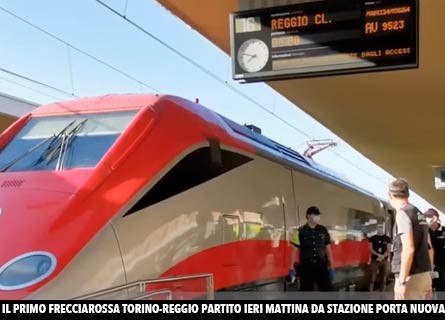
[0,92,38,133]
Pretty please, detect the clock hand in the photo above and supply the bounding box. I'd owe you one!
[247,54,257,62]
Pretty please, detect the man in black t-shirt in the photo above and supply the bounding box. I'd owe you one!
[368,225,391,291]
[289,206,334,291]
[389,178,433,300]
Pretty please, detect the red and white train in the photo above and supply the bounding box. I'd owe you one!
[0,94,393,299]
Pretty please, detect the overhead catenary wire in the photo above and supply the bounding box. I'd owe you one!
[0,0,343,165]
[0,5,161,94]
[95,0,389,187]
[67,47,75,96]
[328,148,389,185]
[0,67,78,98]
[123,0,129,17]
[0,74,65,101]
[0,2,389,188]
[95,0,312,139]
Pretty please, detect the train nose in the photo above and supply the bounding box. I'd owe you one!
[0,185,75,299]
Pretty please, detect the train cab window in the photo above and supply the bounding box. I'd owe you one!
[125,147,252,215]
[0,111,137,172]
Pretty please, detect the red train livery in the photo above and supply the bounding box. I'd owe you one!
[0,94,392,299]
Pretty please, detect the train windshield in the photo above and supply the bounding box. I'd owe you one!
[0,110,137,172]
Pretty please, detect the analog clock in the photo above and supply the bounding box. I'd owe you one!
[237,39,269,73]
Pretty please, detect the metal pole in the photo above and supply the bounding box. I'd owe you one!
[207,274,214,300]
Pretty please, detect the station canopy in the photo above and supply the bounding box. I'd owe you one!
[156,0,445,212]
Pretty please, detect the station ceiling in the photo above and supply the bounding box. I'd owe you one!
[0,115,16,133]
[157,0,445,212]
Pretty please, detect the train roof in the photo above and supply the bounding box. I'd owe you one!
[216,112,380,201]
[27,93,380,202]
[29,94,159,115]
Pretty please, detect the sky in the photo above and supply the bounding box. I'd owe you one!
[0,0,440,215]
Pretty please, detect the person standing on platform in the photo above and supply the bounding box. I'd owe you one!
[368,225,391,291]
[288,206,334,291]
[424,208,445,292]
[389,178,434,300]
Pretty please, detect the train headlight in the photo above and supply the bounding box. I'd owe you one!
[0,252,57,290]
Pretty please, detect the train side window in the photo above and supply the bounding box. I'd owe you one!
[221,214,241,243]
[124,147,252,216]
[348,208,385,240]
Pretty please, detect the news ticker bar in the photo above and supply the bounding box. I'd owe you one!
[1,301,445,314]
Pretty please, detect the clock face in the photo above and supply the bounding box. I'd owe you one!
[237,39,269,73]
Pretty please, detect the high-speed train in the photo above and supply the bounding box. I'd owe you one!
[0,94,393,300]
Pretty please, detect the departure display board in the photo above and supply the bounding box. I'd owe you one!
[230,0,418,82]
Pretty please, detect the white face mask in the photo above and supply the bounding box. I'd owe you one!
[426,217,434,225]
[377,228,384,235]
[310,215,320,224]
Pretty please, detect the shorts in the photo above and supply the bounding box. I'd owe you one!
[394,272,432,300]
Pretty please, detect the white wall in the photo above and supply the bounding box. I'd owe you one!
[0,92,39,118]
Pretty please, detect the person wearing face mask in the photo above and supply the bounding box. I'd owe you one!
[368,225,391,291]
[288,206,334,291]
[424,208,445,292]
